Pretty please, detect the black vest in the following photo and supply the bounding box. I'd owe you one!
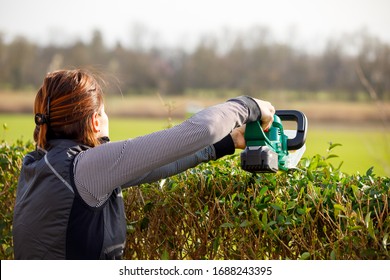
[13,139,127,259]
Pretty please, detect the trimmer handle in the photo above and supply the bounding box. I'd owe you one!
[275,110,308,150]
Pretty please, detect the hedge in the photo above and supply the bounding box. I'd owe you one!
[1,140,389,259]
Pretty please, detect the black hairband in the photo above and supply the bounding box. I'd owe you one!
[35,96,50,126]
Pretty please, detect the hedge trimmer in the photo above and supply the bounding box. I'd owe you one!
[241,110,308,173]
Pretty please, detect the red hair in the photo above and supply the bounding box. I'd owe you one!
[34,69,104,149]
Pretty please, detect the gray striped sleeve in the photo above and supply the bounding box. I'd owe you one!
[121,145,216,187]
[73,97,260,207]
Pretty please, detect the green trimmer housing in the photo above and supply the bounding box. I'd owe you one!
[241,110,308,173]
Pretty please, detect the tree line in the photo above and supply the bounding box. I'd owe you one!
[0,27,389,100]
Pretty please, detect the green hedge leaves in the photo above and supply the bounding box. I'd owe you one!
[1,140,389,260]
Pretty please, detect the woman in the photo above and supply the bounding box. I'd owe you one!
[13,69,275,259]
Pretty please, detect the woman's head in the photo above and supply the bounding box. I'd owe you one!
[34,69,108,149]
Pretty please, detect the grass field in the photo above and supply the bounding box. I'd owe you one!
[1,113,389,177]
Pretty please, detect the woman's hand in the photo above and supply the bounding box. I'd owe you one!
[253,99,275,131]
[230,125,246,149]
[230,97,275,149]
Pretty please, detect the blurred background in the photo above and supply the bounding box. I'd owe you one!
[0,0,389,176]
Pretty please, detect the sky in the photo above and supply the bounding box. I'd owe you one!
[0,0,389,51]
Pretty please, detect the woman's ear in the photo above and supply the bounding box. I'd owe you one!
[91,111,101,133]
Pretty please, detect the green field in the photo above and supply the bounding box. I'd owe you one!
[1,114,390,177]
